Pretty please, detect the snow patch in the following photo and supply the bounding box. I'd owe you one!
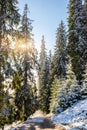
[52,98,87,128]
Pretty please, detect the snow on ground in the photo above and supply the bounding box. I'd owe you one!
[52,98,87,128]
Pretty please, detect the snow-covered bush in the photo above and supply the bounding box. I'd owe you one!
[54,84,82,114]
[81,82,87,99]
[53,72,87,114]
[81,65,87,99]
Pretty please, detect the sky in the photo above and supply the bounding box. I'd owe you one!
[18,0,69,53]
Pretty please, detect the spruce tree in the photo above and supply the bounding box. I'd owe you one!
[50,77,62,113]
[51,58,81,114]
[80,0,87,67]
[12,4,37,120]
[81,64,87,99]
[84,64,87,85]
[51,21,67,80]
[38,35,50,113]
[49,21,67,114]
[68,0,85,84]
[81,0,87,42]
[0,0,20,128]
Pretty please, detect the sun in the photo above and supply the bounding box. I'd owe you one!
[14,37,29,52]
[14,36,36,54]
[20,44,27,50]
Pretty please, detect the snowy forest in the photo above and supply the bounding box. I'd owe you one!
[0,0,87,129]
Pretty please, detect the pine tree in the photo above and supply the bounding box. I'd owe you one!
[0,0,20,34]
[12,4,37,121]
[64,57,81,108]
[0,0,20,128]
[51,60,81,114]
[49,21,67,114]
[68,0,85,84]
[81,0,87,43]
[66,57,77,87]
[81,64,87,99]
[84,64,87,84]
[47,50,52,110]
[80,0,87,67]
[38,35,50,113]
[51,21,67,80]
[50,77,62,113]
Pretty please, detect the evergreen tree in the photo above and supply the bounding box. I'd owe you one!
[49,21,67,114]
[68,0,85,84]
[50,77,62,113]
[45,50,52,113]
[84,64,87,84]
[81,64,87,99]
[51,59,81,114]
[12,4,37,121]
[38,35,50,113]
[0,0,20,128]
[81,0,87,42]
[66,57,77,87]
[80,0,87,67]
[51,21,67,79]
[0,0,20,31]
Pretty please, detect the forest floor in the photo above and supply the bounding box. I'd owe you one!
[3,99,87,130]
[7,111,66,130]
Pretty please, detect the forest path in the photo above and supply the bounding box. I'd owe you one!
[10,111,66,130]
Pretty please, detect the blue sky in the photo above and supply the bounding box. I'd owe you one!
[18,0,69,53]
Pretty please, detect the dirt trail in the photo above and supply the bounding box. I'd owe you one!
[11,117,66,130]
[10,111,66,130]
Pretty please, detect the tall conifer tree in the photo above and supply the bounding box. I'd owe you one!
[80,0,87,67]
[13,4,37,120]
[68,0,86,84]
[38,36,50,113]
[51,21,67,79]
[0,0,20,128]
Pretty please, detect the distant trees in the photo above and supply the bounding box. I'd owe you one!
[36,0,87,116]
[49,21,67,113]
[38,23,67,113]
[50,0,87,115]
[38,36,51,113]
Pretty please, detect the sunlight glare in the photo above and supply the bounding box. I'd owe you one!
[15,38,29,52]
[20,44,27,50]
